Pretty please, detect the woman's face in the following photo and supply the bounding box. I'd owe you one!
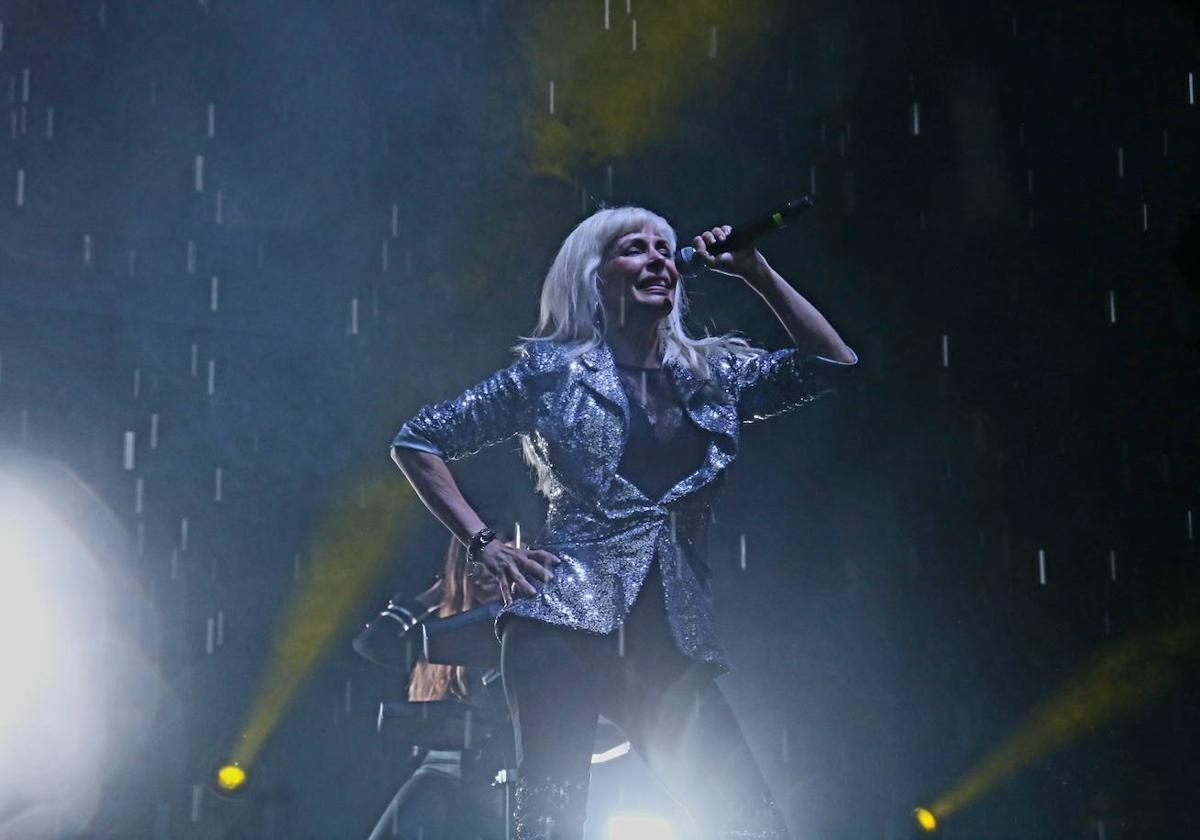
[598,223,680,327]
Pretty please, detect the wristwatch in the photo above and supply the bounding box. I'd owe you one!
[466,526,497,566]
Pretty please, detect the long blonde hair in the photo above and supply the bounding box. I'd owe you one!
[406,538,476,702]
[514,205,760,378]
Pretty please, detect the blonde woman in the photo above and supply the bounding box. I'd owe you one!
[392,206,858,839]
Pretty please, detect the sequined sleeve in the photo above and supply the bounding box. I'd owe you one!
[392,349,555,462]
[731,346,859,423]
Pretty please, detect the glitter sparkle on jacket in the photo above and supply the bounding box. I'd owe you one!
[393,339,858,671]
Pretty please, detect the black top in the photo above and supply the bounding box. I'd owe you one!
[613,361,711,501]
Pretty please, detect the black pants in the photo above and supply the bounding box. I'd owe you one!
[365,753,505,840]
[500,565,789,840]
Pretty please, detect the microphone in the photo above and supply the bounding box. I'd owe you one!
[675,195,815,277]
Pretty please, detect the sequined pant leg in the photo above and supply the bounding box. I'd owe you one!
[501,616,602,840]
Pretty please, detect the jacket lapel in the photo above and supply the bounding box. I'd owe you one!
[575,341,738,506]
[577,342,629,429]
[659,355,738,505]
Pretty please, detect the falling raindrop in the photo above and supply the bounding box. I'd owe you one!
[190,785,202,823]
[123,431,136,470]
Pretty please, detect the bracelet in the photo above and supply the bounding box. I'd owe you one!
[466,526,497,563]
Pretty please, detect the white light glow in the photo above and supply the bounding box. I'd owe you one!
[0,517,61,732]
[0,472,129,838]
[607,813,676,840]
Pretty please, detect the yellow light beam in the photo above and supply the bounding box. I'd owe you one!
[926,620,1199,823]
[523,0,784,179]
[230,476,416,769]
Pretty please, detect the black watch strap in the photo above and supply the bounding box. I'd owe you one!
[466,526,497,562]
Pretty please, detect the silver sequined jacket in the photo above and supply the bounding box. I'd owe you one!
[392,339,858,670]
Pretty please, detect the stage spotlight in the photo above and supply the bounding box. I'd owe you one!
[913,807,938,832]
[0,513,60,745]
[216,763,247,792]
[0,470,115,839]
[606,812,676,840]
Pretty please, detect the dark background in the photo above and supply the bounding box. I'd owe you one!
[0,1,1197,837]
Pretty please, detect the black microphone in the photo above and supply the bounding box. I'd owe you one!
[675,195,815,277]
